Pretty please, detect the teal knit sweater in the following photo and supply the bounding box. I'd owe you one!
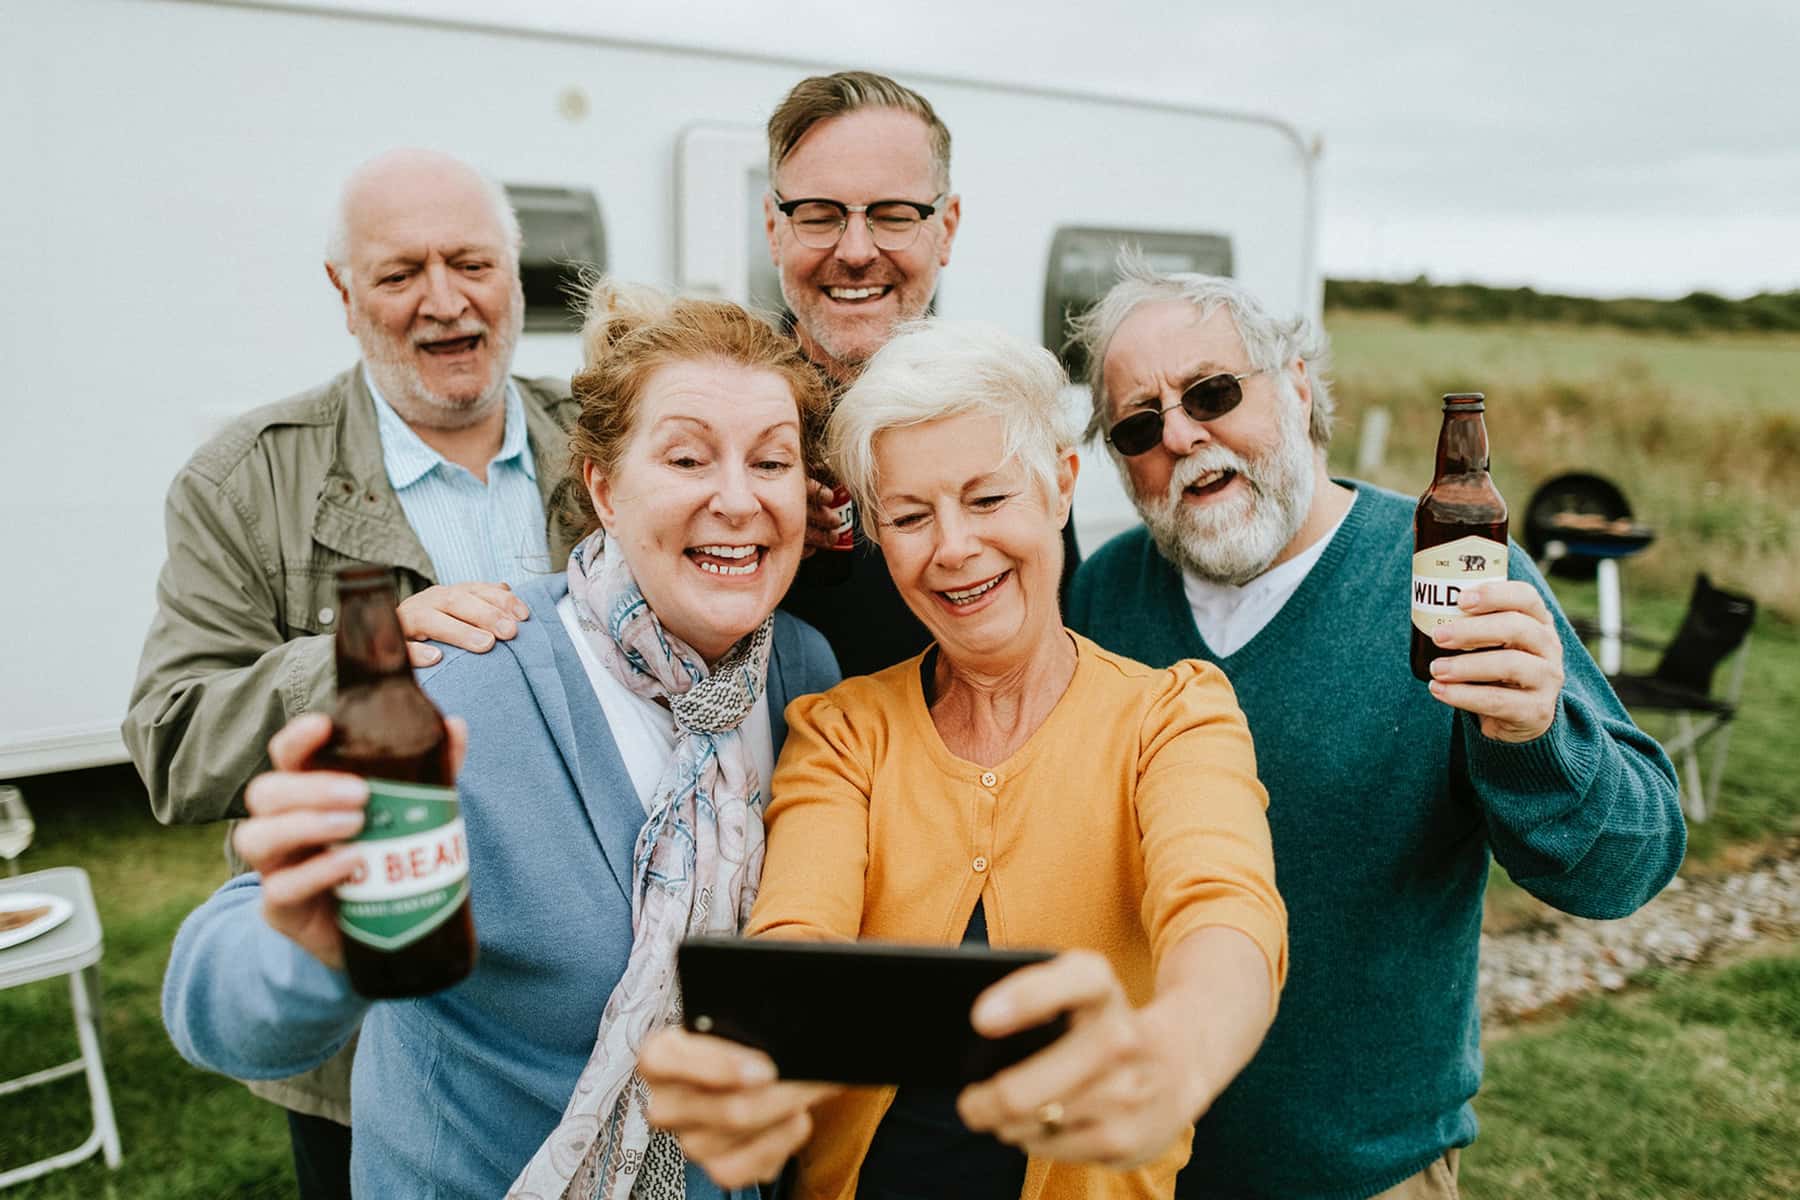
[1067,482,1684,1200]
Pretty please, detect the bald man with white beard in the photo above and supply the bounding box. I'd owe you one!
[125,148,581,1200]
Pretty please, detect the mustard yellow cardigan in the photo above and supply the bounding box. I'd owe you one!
[747,632,1287,1200]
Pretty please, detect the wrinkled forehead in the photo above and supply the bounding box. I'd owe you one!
[633,359,803,438]
[1101,301,1249,411]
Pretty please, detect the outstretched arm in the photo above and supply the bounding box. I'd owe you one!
[1433,551,1685,918]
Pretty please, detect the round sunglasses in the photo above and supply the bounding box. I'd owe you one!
[1105,369,1266,456]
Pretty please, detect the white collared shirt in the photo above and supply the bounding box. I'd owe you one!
[1181,494,1356,657]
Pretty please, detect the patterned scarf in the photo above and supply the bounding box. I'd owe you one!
[507,530,774,1200]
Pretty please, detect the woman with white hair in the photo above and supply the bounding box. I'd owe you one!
[641,320,1288,1199]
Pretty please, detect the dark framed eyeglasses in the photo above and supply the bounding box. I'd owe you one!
[773,191,947,251]
[1106,369,1267,456]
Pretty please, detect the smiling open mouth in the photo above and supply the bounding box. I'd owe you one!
[419,334,483,356]
[823,285,892,303]
[687,544,765,577]
[1184,468,1238,499]
[939,569,1010,607]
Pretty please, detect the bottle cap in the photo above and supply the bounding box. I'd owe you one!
[1442,392,1486,410]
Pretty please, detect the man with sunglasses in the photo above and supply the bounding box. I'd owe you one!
[766,70,1078,675]
[1065,261,1684,1200]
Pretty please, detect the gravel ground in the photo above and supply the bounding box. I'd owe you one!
[1479,845,1800,1022]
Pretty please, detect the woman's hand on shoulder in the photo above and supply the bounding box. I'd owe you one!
[955,949,1204,1169]
[640,1027,839,1189]
[233,712,467,969]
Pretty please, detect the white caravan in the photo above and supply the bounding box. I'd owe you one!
[0,0,1321,779]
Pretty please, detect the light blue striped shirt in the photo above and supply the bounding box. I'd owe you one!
[366,369,550,589]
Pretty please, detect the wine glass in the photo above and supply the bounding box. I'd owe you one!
[0,786,33,876]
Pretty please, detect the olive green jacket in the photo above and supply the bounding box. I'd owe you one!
[124,366,581,1122]
[125,366,583,828]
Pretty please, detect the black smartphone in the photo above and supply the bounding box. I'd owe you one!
[677,936,1070,1087]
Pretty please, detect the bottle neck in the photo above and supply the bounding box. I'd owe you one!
[335,582,410,689]
[1436,409,1490,474]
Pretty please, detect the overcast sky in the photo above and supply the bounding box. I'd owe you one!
[580,0,1800,299]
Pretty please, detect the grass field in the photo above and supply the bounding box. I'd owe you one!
[1464,943,1800,1199]
[1324,313,1800,619]
[1324,313,1800,414]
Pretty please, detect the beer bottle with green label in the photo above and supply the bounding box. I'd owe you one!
[1411,393,1509,682]
[310,566,476,997]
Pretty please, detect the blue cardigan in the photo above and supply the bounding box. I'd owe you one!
[163,574,840,1200]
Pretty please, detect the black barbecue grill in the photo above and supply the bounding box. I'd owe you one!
[1523,472,1657,579]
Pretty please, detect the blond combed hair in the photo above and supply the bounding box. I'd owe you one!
[767,70,952,193]
[563,278,832,536]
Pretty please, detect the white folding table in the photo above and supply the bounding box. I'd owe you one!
[0,866,122,1188]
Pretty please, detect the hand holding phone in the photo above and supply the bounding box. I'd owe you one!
[958,933,1267,1170]
[639,1026,836,1192]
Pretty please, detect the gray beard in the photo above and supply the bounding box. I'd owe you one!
[353,296,520,432]
[1128,399,1317,587]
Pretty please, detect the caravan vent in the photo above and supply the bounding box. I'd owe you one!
[507,185,607,332]
[1043,228,1233,379]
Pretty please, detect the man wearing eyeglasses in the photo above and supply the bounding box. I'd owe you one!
[1064,260,1684,1200]
[763,72,958,389]
[767,71,1079,675]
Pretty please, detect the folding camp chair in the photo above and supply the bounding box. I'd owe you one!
[1607,574,1756,822]
[0,866,122,1188]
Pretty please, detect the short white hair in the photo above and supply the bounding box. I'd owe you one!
[829,319,1078,539]
[323,150,522,275]
[1071,249,1336,448]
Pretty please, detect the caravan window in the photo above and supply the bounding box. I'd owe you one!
[507,185,607,332]
[1043,228,1233,378]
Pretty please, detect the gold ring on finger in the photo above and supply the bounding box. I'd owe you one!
[1036,1100,1065,1137]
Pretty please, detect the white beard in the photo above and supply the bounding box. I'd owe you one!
[353,291,521,431]
[1130,393,1317,587]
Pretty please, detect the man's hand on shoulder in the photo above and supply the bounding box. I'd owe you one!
[397,582,531,666]
[801,478,841,558]
[1425,581,1565,743]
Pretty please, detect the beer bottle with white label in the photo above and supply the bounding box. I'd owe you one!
[310,566,476,997]
[1411,393,1508,682]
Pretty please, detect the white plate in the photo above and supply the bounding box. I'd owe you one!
[0,893,74,951]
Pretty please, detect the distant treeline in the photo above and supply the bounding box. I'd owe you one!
[1325,277,1800,335]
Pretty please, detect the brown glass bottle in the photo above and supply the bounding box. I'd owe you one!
[310,567,476,998]
[1410,393,1509,682]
